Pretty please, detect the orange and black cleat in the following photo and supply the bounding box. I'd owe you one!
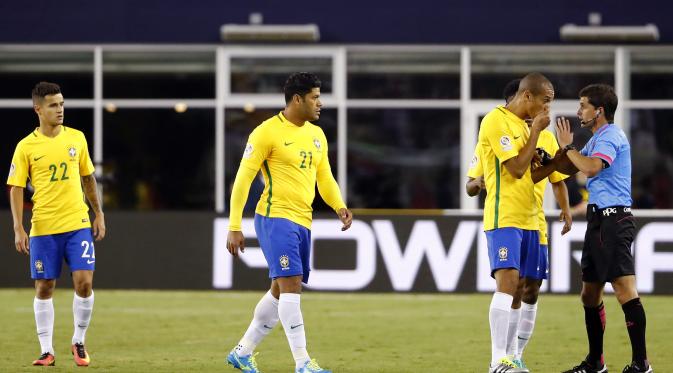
[32,352,55,366]
[71,343,90,367]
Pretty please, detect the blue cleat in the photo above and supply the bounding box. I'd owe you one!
[227,350,261,373]
[296,359,331,373]
[512,358,530,373]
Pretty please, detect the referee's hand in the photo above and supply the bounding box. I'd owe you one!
[227,231,245,257]
[14,226,29,255]
[338,208,353,231]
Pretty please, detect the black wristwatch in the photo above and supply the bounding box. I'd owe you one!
[564,144,577,151]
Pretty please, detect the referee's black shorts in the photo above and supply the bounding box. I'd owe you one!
[581,204,636,283]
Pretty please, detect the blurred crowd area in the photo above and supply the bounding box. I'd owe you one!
[2,47,673,211]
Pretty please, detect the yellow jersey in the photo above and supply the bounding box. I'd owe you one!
[469,127,568,243]
[477,106,538,231]
[233,112,345,229]
[7,126,95,236]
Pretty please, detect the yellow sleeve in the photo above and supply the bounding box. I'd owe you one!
[467,144,484,178]
[79,134,96,177]
[316,135,346,212]
[239,125,273,172]
[7,142,29,188]
[543,131,568,184]
[482,114,519,163]
[228,166,258,231]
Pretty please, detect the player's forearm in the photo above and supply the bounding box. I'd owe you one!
[9,186,25,230]
[566,150,603,177]
[466,178,481,197]
[81,174,103,214]
[228,166,258,231]
[531,162,556,184]
[505,130,542,178]
[317,173,346,212]
[552,181,571,213]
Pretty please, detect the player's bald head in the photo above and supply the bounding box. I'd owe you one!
[518,72,553,96]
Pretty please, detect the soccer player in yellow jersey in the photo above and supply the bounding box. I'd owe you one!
[7,82,105,367]
[225,73,352,373]
[473,73,556,373]
[468,79,572,372]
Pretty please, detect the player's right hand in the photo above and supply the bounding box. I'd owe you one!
[477,176,485,190]
[227,230,245,257]
[531,107,550,132]
[14,227,29,255]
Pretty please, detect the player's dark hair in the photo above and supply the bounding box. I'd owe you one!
[503,79,521,104]
[579,84,618,122]
[284,72,321,104]
[32,82,61,104]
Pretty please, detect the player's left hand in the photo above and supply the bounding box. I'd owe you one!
[560,209,572,235]
[93,212,106,241]
[337,208,353,231]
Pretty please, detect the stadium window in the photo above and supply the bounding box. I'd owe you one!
[103,51,215,99]
[230,57,333,94]
[0,51,94,99]
[347,109,460,209]
[471,49,614,99]
[102,109,215,210]
[224,108,339,214]
[347,50,460,99]
[630,109,673,209]
[631,48,673,99]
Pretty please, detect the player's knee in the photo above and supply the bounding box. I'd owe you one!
[74,282,93,297]
[35,280,55,299]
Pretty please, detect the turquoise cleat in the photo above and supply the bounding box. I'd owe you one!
[512,358,530,373]
[296,359,331,373]
[226,350,261,373]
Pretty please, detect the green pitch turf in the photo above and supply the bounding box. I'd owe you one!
[0,290,670,372]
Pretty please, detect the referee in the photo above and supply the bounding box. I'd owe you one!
[556,84,652,373]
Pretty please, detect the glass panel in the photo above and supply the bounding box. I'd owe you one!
[230,57,332,94]
[630,109,673,209]
[225,108,338,213]
[348,109,460,208]
[348,50,460,99]
[471,49,614,99]
[103,109,214,210]
[103,51,215,98]
[631,48,673,99]
[0,109,93,208]
[0,51,94,98]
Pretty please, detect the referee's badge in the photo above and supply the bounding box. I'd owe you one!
[498,247,508,261]
[500,136,512,151]
[35,260,44,274]
[279,255,290,270]
[243,143,254,159]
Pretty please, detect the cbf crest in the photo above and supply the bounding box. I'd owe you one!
[67,145,77,159]
[498,247,508,262]
[313,137,321,152]
[279,255,290,270]
[34,260,44,274]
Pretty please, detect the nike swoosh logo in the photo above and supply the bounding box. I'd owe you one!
[513,136,521,139]
[284,141,294,146]
[87,260,95,264]
[263,324,273,329]
[290,324,303,329]
[33,155,45,161]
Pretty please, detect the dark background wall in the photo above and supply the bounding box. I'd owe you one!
[1,0,669,44]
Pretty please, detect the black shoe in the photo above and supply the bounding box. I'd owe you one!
[622,362,652,373]
[562,359,608,373]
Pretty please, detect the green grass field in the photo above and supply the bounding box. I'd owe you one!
[0,290,670,372]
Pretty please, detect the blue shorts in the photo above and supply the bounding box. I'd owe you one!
[254,214,311,284]
[29,228,96,280]
[485,228,539,279]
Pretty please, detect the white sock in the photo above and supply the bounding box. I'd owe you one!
[72,291,94,345]
[278,293,310,368]
[235,291,280,356]
[506,307,521,357]
[489,292,513,365]
[34,297,54,355]
[516,301,538,359]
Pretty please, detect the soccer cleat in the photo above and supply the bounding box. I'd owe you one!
[512,358,530,373]
[226,350,261,373]
[71,343,91,367]
[622,362,653,373]
[32,352,55,366]
[489,357,528,372]
[296,359,331,373]
[562,359,608,373]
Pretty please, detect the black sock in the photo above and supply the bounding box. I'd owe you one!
[622,297,648,368]
[584,302,606,366]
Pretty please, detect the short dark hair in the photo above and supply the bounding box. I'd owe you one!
[32,82,61,104]
[283,72,321,104]
[579,84,618,121]
[503,79,521,104]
